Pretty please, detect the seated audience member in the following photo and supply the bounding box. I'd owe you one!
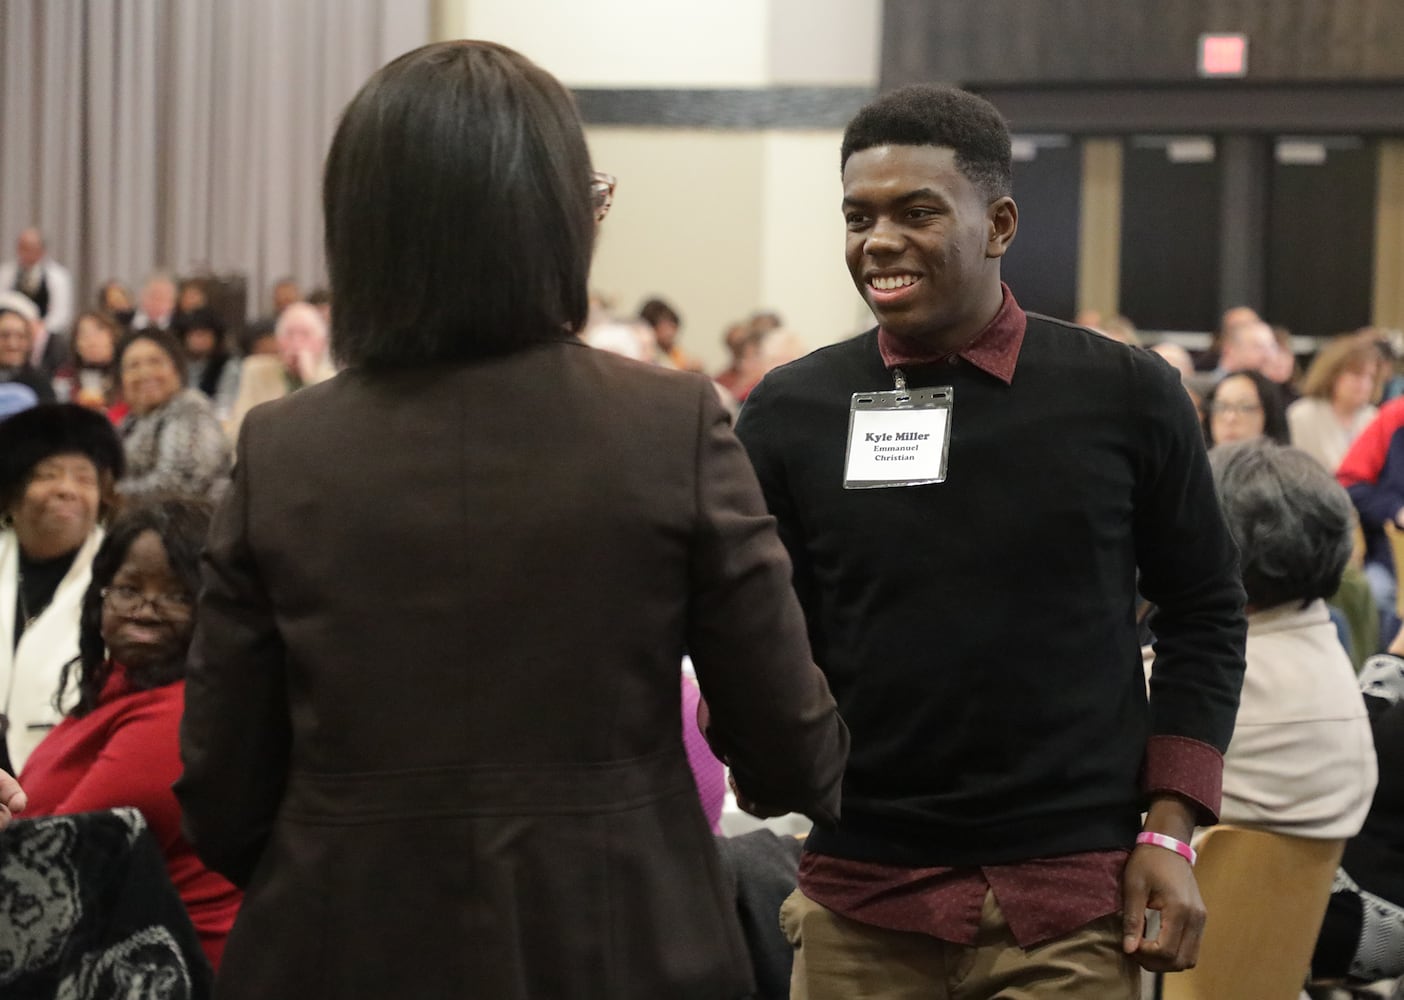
[0,767,23,828]
[0,292,56,403]
[175,276,210,325]
[1192,441,1376,839]
[715,321,768,402]
[1338,397,1404,646]
[757,328,809,377]
[18,497,242,970]
[132,272,178,332]
[241,319,278,358]
[51,311,121,412]
[1150,342,1196,381]
[1311,642,1404,985]
[1,227,74,341]
[581,318,659,364]
[1195,304,1263,373]
[0,404,124,774]
[1188,314,1279,399]
[97,279,136,329]
[115,329,232,500]
[1095,314,1140,347]
[306,286,331,327]
[640,297,703,373]
[1267,324,1302,403]
[225,302,335,440]
[1151,341,1204,412]
[177,308,240,421]
[271,276,301,318]
[1289,332,1386,474]
[747,309,783,337]
[1203,369,1290,448]
[714,321,751,392]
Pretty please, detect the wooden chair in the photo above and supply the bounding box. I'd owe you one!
[1383,521,1404,621]
[1160,825,1344,1000]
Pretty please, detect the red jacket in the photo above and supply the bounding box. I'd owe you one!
[19,667,242,970]
[1338,397,1404,568]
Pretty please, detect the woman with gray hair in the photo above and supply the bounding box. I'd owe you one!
[1205,439,1376,838]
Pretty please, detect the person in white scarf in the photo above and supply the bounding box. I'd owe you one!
[0,403,124,773]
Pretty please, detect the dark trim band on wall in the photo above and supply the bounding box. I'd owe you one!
[976,84,1404,135]
[573,87,876,129]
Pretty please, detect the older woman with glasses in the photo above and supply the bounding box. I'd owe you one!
[18,497,242,971]
[176,41,846,1000]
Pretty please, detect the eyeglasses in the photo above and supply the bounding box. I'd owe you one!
[590,171,617,222]
[101,585,192,619]
[1208,401,1263,417]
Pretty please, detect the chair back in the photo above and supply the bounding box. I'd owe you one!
[1161,825,1343,1000]
[1384,521,1404,620]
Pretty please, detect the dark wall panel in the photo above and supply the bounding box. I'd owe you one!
[1265,140,1377,337]
[1002,141,1080,322]
[882,0,1404,87]
[1120,140,1221,332]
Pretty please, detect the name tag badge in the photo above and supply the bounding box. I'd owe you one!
[843,379,953,489]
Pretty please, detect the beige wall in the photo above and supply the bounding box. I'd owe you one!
[587,127,870,372]
[433,0,881,370]
[444,0,771,87]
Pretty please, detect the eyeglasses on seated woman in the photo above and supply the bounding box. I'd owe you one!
[17,496,242,972]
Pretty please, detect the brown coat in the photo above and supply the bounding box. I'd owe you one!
[176,339,847,1000]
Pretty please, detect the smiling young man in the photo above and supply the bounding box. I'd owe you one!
[734,86,1248,998]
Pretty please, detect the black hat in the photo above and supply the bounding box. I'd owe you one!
[0,403,125,511]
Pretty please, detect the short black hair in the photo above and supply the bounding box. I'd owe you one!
[639,298,680,329]
[1203,370,1290,447]
[324,41,595,368]
[115,327,188,387]
[60,495,213,717]
[841,85,1012,201]
[174,307,226,338]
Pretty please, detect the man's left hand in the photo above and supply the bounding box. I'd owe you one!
[1121,842,1206,972]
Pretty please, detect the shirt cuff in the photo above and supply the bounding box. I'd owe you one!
[1142,734,1223,825]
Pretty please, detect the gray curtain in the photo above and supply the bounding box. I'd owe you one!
[0,0,429,318]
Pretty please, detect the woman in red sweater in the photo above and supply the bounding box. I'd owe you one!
[19,496,241,970]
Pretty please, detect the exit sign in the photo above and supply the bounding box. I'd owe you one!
[1198,33,1248,77]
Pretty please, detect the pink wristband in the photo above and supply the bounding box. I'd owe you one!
[1136,831,1197,866]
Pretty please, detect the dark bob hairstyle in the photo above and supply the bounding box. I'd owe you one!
[323,41,595,368]
[59,495,213,717]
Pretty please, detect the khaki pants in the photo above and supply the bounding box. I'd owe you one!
[780,888,1140,1000]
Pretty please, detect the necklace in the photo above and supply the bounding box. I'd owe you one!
[16,571,51,637]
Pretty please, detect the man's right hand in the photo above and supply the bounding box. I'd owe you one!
[0,769,26,831]
[728,772,790,820]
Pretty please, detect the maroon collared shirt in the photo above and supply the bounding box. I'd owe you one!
[800,285,1225,948]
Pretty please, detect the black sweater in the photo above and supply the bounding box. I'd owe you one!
[735,314,1247,866]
